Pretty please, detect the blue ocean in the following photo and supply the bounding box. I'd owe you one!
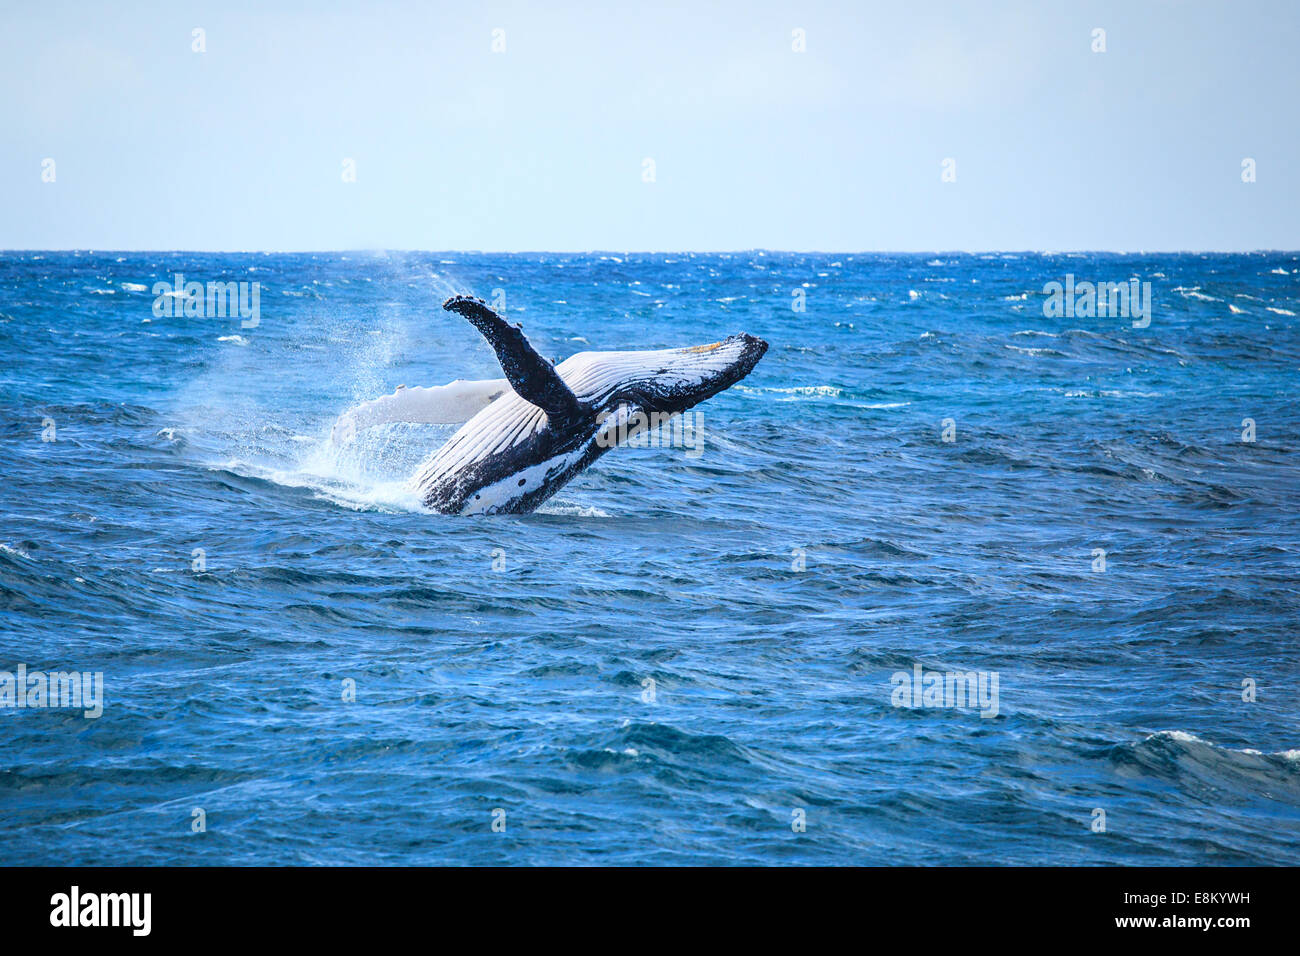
[1,251,1297,866]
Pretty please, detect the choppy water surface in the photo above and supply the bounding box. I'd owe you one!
[1,251,1297,865]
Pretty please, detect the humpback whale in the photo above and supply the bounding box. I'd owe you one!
[335,295,768,514]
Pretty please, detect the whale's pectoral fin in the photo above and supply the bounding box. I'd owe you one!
[443,295,583,423]
[330,378,511,443]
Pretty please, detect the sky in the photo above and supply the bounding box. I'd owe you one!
[1,0,1297,251]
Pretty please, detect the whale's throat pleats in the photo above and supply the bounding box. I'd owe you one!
[556,335,768,415]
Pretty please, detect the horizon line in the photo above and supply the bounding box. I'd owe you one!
[3,248,1299,256]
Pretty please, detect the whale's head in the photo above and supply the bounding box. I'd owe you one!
[561,333,769,424]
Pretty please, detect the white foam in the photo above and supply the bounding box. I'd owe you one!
[218,456,426,513]
[736,384,842,397]
[1152,730,1203,744]
[537,502,611,518]
[1145,730,1299,760]
[1172,286,1221,302]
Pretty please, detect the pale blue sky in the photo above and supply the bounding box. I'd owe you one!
[2,0,1297,250]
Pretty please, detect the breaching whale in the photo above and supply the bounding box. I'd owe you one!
[333,295,768,514]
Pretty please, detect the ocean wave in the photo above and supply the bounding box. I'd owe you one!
[536,502,611,518]
[735,384,843,397]
[1004,344,1064,356]
[1111,731,1300,787]
[1062,389,1164,398]
[1147,730,1299,760]
[1172,286,1221,302]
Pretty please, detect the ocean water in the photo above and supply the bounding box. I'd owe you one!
[1,250,1297,866]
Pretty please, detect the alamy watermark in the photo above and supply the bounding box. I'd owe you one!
[891,663,999,718]
[151,273,260,328]
[595,408,704,458]
[50,886,150,936]
[1042,274,1152,328]
[0,663,103,718]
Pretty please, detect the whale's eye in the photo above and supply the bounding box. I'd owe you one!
[474,494,480,499]
[517,478,526,486]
